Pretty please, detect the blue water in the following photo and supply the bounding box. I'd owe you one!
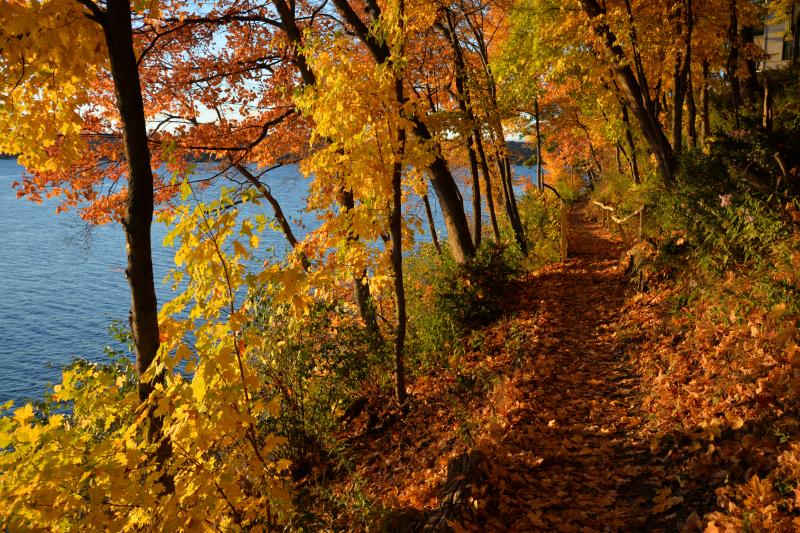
[0,158,537,404]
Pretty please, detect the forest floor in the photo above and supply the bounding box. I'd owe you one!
[324,201,782,531]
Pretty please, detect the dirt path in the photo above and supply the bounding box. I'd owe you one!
[466,201,665,531]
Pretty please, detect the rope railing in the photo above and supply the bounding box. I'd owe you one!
[590,200,645,244]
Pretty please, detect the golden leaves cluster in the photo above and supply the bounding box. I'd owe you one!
[0,0,105,171]
[0,189,296,530]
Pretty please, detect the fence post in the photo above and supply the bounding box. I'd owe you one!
[560,201,568,261]
[617,220,627,243]
[638,206,644,242]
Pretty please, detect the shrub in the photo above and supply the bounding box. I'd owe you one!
[652,149,790,273]
[404,244,465,370]
[434,241,518,329]
[639,144,799,320]
[249,296,388,480]
[405,240,520,370]
[516,188,562,268]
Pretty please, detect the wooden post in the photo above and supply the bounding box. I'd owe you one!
[638,206,644,241]
[560,201,568,261]
[535,98,544,192]
[763,76,773,133]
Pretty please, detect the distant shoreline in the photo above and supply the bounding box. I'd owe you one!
[2,142,536,164]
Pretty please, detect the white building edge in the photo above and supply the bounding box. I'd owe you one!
[754,3,800,70]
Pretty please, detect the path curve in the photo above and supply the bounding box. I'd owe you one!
[467,202,660,531]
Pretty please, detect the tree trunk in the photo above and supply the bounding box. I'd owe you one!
[577,114,603,173]
[619,102,641,184]
[273,0,317,85]
[741,26,760,104]
[672,62,685,156]
[491,150,508,212]
[390,2,407,407]
[441,12,481,248]
[499,148,527,254]
[339,189,380,337]
[333,0,475,264]
[701,59,711,143]
[534,98,544,191]
[793,2,799,64]
[423,194,441,253]
[473,131,501,241]
[234,164,306,260]
[102,0,170,490]
[418,138,476,264]
[671,0,692,156]
[274,0,386,335]
[104,0,160,406]
[687,70,698,149]
[488,122,526,253]
[579,0,676,183]
[459,12,526,252]
[467,135,482,248]
[763,75,773,133]
[727,0,741,128]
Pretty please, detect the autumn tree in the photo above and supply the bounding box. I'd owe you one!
[0,0,180,481]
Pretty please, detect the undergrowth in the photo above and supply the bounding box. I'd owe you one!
[613,115,800,529]
[405,188,561,372]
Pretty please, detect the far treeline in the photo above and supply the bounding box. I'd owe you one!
[0,0,799,530]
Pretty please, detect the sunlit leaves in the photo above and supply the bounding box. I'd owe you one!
[0,0,105,172]
[0,189,292,530]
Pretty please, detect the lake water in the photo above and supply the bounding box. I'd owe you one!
[0,158,536,404]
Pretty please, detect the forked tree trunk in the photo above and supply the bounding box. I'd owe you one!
[579,0,676,183]
[332,0,475,264]
[441,12,481,248]
[463,6,525,249]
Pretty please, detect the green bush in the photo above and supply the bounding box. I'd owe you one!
[516,188,562,267]
[436,241,517,328]
[653,149,788,273]
[646,146,798,315]
[404,244,465,370]
[248,297,388,479]
[404,240,520,371]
